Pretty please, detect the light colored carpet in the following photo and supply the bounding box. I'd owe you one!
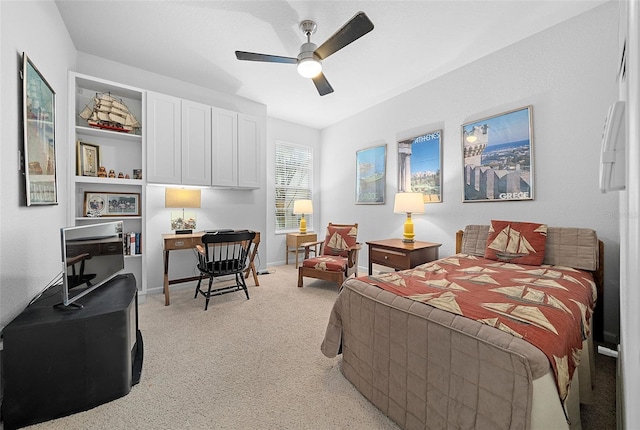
[26,264,399,429]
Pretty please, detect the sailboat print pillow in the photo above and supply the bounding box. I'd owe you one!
[323,225,358,257]
[484,220,548,265]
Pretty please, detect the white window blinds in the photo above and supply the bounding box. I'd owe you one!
[275,142,312,232]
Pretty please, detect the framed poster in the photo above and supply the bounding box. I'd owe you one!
[355,144,386,204]
[22,53,57,205]
[84,192,141,217]
[398,129,442,203]
[77,141,100,176]
[462,105,533,202]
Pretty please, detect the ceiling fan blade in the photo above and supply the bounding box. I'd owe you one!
[314,12,374,60]
[235,51,297,64]
[311,72,334,96]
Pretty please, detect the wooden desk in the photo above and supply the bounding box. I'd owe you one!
[366,239,442,275]
[286,232,317,268]
[162,231,260,306]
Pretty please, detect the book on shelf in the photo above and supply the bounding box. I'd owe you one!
[124,232,141,255]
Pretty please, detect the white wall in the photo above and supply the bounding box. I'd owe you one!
[318,2,621,341]
[0,0,76,330]
[265,117,322,266]
[620,0,640,426]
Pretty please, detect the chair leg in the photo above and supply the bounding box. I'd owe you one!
[204,277,214,310]
[237,273,250,300]
[298,267,304,287]
[194,274,204,299]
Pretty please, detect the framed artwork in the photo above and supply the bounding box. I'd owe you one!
[462,105,534,202]
[355,144,386,204]
[84,192,141,217]
[398,129,442,203]
[22,53,57,205]
[77,141,100,176]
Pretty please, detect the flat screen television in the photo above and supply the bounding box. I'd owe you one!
[60,220,125,307]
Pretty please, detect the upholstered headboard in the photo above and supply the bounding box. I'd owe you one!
[456,224,601,271]
[455,224,605,341]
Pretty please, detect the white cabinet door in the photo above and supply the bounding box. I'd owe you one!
[238,113,261,189]
[182,100,212,186]
[147,91,181,184]
[211,107,238,187]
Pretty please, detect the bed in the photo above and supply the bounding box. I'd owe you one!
[321,223,603,430]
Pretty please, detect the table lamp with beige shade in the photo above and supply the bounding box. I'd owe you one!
[165,188,201,234]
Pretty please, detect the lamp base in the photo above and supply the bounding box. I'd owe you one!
[402,214,416,243]
[175,229,193,235]
[299,215,307,234]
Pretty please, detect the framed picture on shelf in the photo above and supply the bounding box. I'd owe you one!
[22,52,57,206]
[84,192,141,217]
[77,141,100,176]
[461,105,534,202]
[398,129,442,203]
[355,144,386,204]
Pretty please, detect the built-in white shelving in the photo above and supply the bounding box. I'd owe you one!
[68,72,147,296]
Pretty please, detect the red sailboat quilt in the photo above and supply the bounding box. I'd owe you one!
[362,253,597,401]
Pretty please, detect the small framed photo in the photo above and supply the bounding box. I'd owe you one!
[462,105,534,202]
[355,144,386,204]
[77,141,100,176]
[84,192,141,217]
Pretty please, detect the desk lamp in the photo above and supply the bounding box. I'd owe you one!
[165,188,201,234]
[393,192,424,243]
[293,199,313,233]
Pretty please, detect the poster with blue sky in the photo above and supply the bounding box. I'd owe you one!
[398,130,442,203]
[461,106,533,202]
[356,144,386,204]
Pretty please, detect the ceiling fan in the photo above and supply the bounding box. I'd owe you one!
[235,11,374,96]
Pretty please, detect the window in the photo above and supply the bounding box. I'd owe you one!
[275,142,312,232]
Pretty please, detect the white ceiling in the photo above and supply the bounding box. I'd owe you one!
[55,0,607,129]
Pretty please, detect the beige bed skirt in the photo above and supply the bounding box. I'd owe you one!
[321,277,594,430]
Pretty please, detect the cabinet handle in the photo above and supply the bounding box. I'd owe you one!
[175,241,184,246]
[384,255,389,260]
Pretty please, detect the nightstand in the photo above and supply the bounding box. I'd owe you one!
[286,232,318,268]
[366,239,442,275]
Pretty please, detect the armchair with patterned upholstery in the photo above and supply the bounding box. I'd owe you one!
[297,223,360,288]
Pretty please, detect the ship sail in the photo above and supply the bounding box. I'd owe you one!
[488,226,510,252]
[327,232,348,250]
[488,225,537,260]
[78,92,141,134]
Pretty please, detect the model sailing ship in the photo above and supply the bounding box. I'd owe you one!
[79,92,141,133]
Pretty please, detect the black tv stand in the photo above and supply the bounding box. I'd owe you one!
[1,273,143,430]
[53,301,84,310]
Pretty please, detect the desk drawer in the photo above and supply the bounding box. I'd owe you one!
[165,237,198,250]
[370,247,409,269]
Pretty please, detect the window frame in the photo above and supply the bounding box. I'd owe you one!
[275,141,313,234]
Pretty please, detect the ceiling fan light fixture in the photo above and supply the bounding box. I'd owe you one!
[297,57,322,78]
[297,42,322,78]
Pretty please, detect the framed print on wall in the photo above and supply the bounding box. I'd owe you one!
[355,144,386,204]
[77,141,100,177]
[398,129,442,203]
[84,192,141,217]
[462,105,534,202]
[22,53,57,205]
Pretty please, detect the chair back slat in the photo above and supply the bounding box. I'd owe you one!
[198,230,256,276]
